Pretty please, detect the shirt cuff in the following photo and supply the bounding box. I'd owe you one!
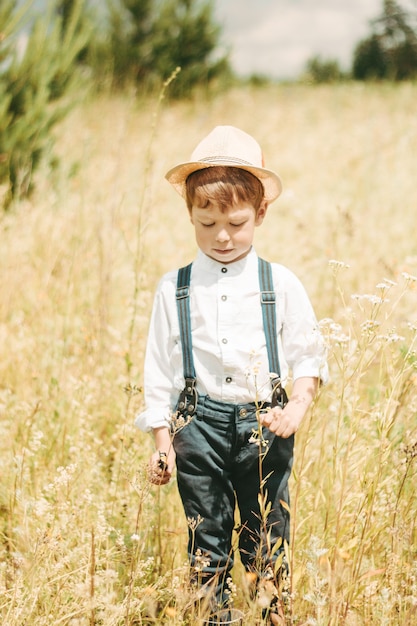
[134,409,171,433]
[292,359,329,386]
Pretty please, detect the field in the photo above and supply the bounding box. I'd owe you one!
[1,82,417,625]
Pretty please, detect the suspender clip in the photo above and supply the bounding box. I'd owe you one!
[176,286,189,300]
[177,377,198,417]
[271,377,288,409]
[260,290,276,304]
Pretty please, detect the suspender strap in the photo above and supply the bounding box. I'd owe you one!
[176,263,198,417]
[258,257,288,408]
[176,263,196,379]
[258,257,280,377]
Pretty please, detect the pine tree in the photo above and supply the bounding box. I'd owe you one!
[352,0,417,80]
[104,0,231,96]
[0,0,92,207]
[0,0,20,200]
[150,0,230,97]
[352,34,389,80]
[106,0,154,87]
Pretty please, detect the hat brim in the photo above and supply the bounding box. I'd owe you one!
[165,160,282,204]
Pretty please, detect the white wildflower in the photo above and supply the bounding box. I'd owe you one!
[328,259,350,269]
[361,320,381,333]
[351,293,387,305]
[378,332,405,343]
[402,272,417,283]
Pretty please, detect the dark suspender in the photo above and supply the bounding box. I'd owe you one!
[258,258,289,408]
[175,264,198,419]
[175,258,288,416]
[176,263,196,380]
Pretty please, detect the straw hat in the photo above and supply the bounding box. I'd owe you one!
[165,125,282,203]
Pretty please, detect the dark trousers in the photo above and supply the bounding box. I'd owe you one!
[172,395,294,608]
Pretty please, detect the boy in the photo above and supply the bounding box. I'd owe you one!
[135,125,327,624]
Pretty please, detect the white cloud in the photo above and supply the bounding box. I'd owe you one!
[215,0,382,78]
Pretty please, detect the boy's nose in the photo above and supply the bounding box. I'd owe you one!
[216,228,230,242]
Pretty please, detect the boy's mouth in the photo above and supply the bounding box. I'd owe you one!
[214,248,233,254]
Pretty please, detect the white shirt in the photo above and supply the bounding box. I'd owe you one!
[135,247,328,432]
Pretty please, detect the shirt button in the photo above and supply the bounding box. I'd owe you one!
[239,408,248,418]
[225,376,232,383]
[222,338,228,344]
[221,267,228,273]
[221,295,227,301]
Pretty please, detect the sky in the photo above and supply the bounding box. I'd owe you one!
[214,0,383,79]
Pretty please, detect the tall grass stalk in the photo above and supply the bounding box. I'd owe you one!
[125,67,181,377]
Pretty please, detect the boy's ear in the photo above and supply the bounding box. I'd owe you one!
[255,199,268,225]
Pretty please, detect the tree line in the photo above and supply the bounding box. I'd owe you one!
[1,0,417,206]
[306,0,417,83]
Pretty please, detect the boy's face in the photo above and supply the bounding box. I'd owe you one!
[190,199,267,264]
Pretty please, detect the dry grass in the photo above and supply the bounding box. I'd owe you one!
[1,82,417,625]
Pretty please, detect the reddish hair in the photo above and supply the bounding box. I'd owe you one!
[185,166,265,212]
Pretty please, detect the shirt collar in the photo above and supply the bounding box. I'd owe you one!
[193,247,259,277]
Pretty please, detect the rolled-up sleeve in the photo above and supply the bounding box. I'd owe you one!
[277,267,328,385]
[135,273,180,432]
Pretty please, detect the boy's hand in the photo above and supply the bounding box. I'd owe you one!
[259,376,319,438]
[259,401,306,439]
[148,447,176,486]
[148,426,175,485]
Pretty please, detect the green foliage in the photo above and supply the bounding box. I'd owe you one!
[353,34,389,80]
[304,55,344,83]
[352,0,417,80]
[245,73,272,87]
[102,0,231,97]
[149,0,230,98]
[103,0,154,87]
[0,0,91,207]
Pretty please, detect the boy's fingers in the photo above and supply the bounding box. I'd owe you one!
[259,408,297,438]
[147,453,172,485]
[259,407,281,426]
[147,465,171,485]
